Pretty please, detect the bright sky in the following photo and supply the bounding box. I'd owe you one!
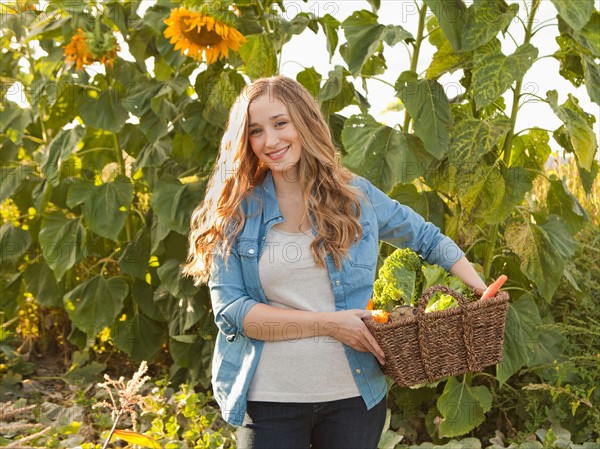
[5,0,599,157]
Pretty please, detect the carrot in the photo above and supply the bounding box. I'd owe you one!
[371,309,389,323]
[366,299,374,310]
[481,275,508,300]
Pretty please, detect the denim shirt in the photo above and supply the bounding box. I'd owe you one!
[208,171,464,426]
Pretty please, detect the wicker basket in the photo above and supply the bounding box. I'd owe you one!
[363,285,510,387]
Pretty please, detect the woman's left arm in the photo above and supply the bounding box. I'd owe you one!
[449,256,487,290]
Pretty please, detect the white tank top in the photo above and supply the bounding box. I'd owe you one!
[247,226,361,402]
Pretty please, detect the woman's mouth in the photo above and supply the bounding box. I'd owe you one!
[266,145,289,160]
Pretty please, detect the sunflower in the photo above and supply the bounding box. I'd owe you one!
[164,6,246,64]
[64,27,119,72]
[64,29,95,72]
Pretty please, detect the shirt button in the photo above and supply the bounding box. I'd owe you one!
[355,368,361,374]
[335,280,341,286]
[248,249,255,255]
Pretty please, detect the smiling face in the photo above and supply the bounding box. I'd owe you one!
[247,95,302,176]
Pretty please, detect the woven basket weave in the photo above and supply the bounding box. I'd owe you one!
[363,285,509,387]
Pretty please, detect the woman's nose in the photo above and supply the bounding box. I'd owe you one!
[265,129,280,147]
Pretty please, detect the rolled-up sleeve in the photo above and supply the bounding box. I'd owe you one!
[360,176,464,271]
[208,245,259,340]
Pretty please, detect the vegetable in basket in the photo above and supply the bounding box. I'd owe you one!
[370,248,478,316]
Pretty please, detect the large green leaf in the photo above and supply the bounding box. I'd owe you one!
[239,33,277,80]
[547,91,598,171]
[459,165,534,223]
[132,279,163,322]
[424,0,467,52]
[150,177,206,235]
[395,71,452,158]
[558,13,600,58]
[457,163,505,220]
[78,88,129,133]
[64,275,128,338]
[341,10,384,76]
[0,273,22,319]
[111,312,166,361]
[24,262,64,308]
[490,166,535,222]
[450,115,511,163]
[509,128,551,170]
[582,54,600,106]
[437,377,492,437]
[554,35,586,88]
[341,10,410,76]
[169,334,213,386]
[547,176,589,234]
[0,164,36,203]
[319,65,356,116]
[341,114,430,192]
[317,14,340,61]
[540,214,577,260]
[381,25,412,47]
[527,317,565,367]
[505,215,576,302]
[461,0,519,53]
[67,175,133,241]
[40,126,86,186]
[154,289,206,337]
[550,0,594,31]
[118,229,151,280]
[425,16,472,79]
[157,259,198,301]
[0,223,31,264]
[472,40,538,109]
[38,212,86,281]
[388,183,447,230]
[296,67,322,98]
[497,294,541,385]
[136,138,172,169]
[204,69,246,127]
[0,101,34,143]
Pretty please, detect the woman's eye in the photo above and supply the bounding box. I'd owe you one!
[249,128,261,135]
[276,121,287,127]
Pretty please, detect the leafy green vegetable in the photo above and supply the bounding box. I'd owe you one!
[373,248,423,311]
[372,248,476,312]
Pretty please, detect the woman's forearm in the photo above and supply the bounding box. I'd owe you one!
[449,256,487,290]
[242,303,386,364]
[242,303,336,342]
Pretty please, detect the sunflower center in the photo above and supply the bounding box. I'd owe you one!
[180,17,222,46]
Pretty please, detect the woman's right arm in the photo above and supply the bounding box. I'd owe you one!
[209,243,385,364]
[242,303,386,365]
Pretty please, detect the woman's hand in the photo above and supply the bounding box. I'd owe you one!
[324,309,386,365]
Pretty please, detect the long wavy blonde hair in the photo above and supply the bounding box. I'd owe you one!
[183,75,365,285]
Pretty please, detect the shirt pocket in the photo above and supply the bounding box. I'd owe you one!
[237,238,262,296]
[348,222,378,270]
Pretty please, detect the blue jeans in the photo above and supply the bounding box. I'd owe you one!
[235,395,387,449]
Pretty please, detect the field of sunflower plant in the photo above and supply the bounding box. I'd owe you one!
[1,0,599,447]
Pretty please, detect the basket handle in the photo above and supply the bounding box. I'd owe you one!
[416,285,471,315]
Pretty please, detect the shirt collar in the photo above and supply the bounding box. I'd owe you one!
[260,170,282,223]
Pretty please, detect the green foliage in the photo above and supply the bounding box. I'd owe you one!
[141,381,236,448]
[1,0,599,444]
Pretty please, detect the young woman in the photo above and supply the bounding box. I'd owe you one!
[184,75,487,449]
